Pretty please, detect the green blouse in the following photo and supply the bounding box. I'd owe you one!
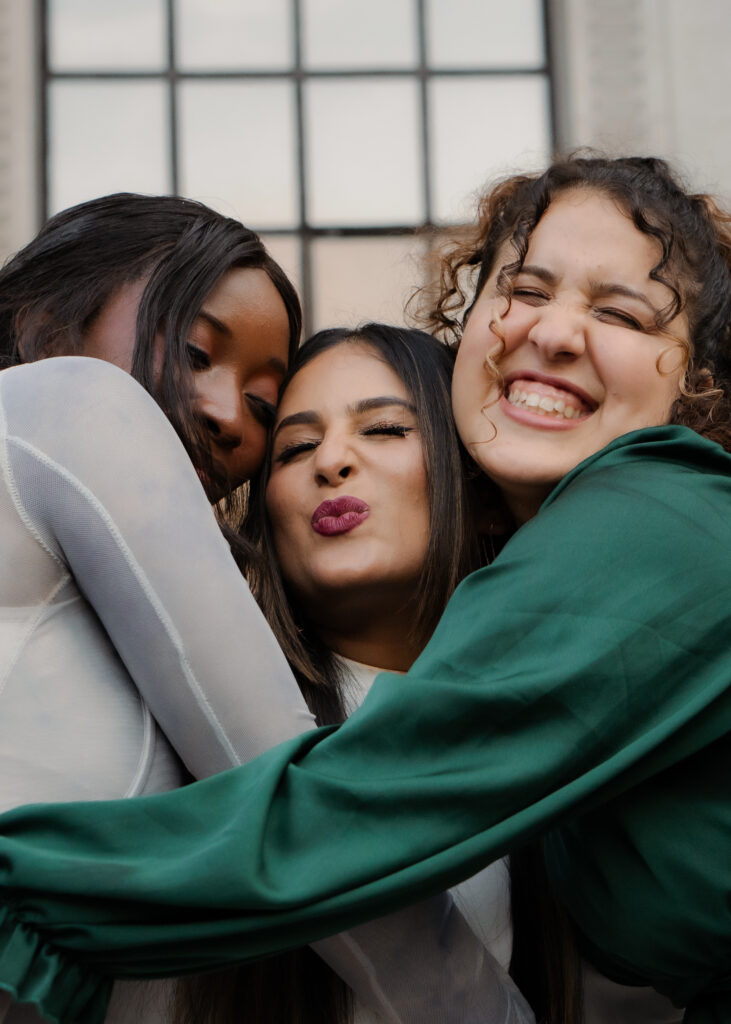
[1,427,729,1024]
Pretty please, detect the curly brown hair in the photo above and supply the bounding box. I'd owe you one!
[417,154,731,452]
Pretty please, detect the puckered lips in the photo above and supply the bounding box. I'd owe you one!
[501,371,597,429]
[311,495,370,536]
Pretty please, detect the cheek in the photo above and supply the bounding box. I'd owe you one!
[230,423,269,482]
[453,334,484,401]
[249,422,270,460]
[598,341,683,415]
[266,471,309,554]
[396,460,430,537]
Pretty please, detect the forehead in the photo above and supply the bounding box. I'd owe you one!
[524,188,655,262]
[204,267,290,342]
[523,189,660,274]
[277,342,408,415]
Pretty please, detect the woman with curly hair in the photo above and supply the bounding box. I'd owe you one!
[1,156,729,1024]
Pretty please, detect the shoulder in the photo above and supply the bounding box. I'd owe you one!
[0,357,167,438]
[548,426,731,499]
[1,356,151,405]
[529,426,731,573]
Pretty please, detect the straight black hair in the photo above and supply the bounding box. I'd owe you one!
[177,324,483,1024]
[249,322,482,707]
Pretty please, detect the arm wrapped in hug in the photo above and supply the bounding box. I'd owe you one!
[1,426,730,1023]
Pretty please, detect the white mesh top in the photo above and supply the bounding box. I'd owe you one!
[0,356,316,813]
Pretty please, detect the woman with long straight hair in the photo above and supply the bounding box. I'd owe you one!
[0,193,322,1024]
[1,156,730,1024]
[176,325,532,1024]
[177,323,532,1024]
[0,190,317,810]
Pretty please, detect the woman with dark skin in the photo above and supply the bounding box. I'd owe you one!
[0,193,318,1023]
[0,192,317,810]
[0,200,528,1024]
[0,157,729,1024]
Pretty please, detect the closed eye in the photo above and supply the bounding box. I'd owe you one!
[186,343,210,370]
[595,307,643,330]
[274,439,319,464]
[361,422,413,438]
[512,287,549,306]
[246,393,277,427]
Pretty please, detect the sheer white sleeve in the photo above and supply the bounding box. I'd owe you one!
[0,357,315,781]
[313,891,535,1024]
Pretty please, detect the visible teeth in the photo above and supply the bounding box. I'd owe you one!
[506,385,585,420]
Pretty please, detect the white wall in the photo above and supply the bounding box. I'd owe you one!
[551,0,731,199]
[0,0,38,262]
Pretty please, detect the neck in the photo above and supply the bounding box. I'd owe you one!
[500,484,550,525]
[315,603,422,673]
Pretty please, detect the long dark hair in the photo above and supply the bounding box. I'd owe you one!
[250,323,482,719]
[0,191,302,563]
[176,324,482,1024]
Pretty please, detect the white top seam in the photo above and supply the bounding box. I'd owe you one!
[124,702,155,798]
[5,434,242,769]
[0,396,65,567]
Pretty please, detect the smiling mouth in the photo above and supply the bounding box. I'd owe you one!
[504,377,594,421]
[312,496,370,536]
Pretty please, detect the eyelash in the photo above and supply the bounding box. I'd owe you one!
[246,394,277,427]
[362,422,412,438]
[512,290,643,330]
[186,344,277,425]
[595,308,643,330]
[186,343,210,370]
[512,287,547,304]
[274,422,413,465]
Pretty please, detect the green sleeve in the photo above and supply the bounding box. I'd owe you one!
[1,427,730,1024]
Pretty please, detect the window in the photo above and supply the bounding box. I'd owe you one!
[42,0,553,332]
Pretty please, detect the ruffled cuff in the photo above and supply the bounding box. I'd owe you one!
[0,905,111,1024]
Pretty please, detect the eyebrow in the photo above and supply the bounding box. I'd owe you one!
[273,396,415,439]
[518,264,658,313]
[196,309,288,376]
[197,309,230,336]
[590,280,658,314]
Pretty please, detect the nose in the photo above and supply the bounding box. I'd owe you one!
[526,301,587,361]
[195,371,246,453]
[313,431,355,486]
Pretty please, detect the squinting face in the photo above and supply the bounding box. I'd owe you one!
[452,189,689,521]
[83,267,290,495]
[266,343,430,622]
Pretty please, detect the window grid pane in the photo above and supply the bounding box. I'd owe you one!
[41,0,553,335]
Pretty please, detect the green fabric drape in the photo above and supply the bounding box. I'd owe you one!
[0,426,729,1024]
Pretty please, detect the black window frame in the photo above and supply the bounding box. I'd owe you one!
[39,0,555,335]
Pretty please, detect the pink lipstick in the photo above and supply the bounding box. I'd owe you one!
[312,496,370,536]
